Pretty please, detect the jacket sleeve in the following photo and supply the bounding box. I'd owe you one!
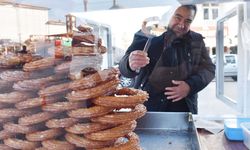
[185,35,216,96]
[119,30,148,78]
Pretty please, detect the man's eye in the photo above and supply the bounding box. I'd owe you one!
[175,16,181,21]
[185,20,192,25]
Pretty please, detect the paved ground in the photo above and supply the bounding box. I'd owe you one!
[198,80,239,118]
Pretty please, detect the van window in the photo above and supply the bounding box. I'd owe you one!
[225,55,236,64]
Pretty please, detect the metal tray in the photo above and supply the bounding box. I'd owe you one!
[135,112,201,150]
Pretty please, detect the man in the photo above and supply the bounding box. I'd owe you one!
[119,5,215,114]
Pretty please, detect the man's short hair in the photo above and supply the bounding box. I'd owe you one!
[181,5,197,17]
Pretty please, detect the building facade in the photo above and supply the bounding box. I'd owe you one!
[0,1,49,43]
[192,3,238,55]
[46,20,66,36]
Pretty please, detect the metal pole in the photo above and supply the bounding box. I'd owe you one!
[84,0,88,12]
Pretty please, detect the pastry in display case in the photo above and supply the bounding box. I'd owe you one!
[71,25,107,56]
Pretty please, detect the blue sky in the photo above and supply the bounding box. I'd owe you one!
[15,0,179,20]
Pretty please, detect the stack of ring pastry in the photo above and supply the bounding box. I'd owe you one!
[67,105,113,119]
[54,61,71,75]
[66,79,119,101]
[45,118,80,128]
[0,70,31,82]
[41,139,76,150]
[68,68,118,90]
[18,112,57,126]
[13,74,67,92]
[3,122,42,134]
[0,130,16,140]
[92,88,149,108]
[0,61,148,150]
[0,108,29,119]
[23,57,57,72]
[38,82,71,97]
[0,144,14,150]
[4,138,41,150]
[65,133,116,149]
[0,80,12,92]
[15,95,61,110]
[86,132,141,150]
[84,121,137,141]
[64,77,148,150]
[90,104,147,124]
[26,128,64,142]
[0,91,35,104]
[65,122,115,135]
[42,101,86,113]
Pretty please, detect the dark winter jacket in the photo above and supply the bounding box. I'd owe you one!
[119,30,215,114]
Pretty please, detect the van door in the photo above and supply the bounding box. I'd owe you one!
[224,54,237,81]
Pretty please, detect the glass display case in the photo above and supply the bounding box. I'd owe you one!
[0,1,149,149]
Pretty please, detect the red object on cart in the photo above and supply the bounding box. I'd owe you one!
[55,39,61,46]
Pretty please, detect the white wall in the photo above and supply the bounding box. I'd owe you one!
[18,7,48,42]
[0,5,19,40]
[47,24,66,35]
[0,4,48,42]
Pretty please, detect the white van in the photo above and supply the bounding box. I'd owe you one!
[211,54,238,81]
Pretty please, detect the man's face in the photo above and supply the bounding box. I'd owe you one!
[168,6,195,37]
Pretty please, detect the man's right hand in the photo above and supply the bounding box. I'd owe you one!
[128,50,150,71]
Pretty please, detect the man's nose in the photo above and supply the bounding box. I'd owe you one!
[177,21,185,28]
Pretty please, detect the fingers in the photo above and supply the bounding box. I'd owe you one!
[129,50,150,71]
[164,88,182,102]
[171,80,181,85]
[164,80,190,102]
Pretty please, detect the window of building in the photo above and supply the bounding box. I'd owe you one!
[212,8,218,19]
[204,8,209,20]
[203,3,219,20]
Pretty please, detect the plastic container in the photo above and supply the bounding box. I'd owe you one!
[224,118,250,141]
[241,122,250,149]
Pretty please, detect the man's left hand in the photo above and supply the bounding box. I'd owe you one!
[164,80,190,102]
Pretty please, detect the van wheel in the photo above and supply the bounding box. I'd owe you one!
[232,76,237,81]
